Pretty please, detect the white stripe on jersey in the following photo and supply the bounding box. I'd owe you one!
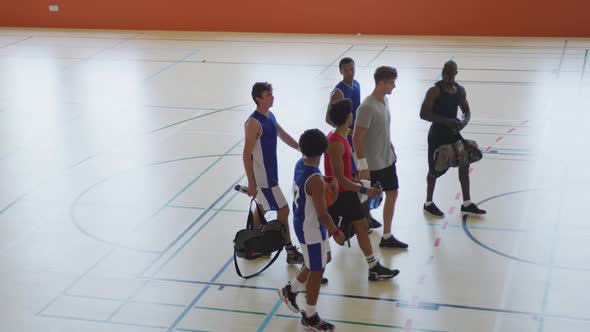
[302,174,324,244]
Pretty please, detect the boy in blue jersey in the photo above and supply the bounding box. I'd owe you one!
[278,129,345,332]
[326,57,382,231]
[242,82,304,264]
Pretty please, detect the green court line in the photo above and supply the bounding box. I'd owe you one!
[153,191,241,275]
[157,138,243,217]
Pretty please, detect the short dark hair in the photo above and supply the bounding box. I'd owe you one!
[339,57,355,71]
[328,99,353,126]
[374,66,398,84]
[299,129,328,157]
[251,82,273,105]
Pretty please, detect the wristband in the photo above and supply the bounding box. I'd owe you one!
[358,158,368,170]
[332,228,342,237]
[359,186,368,194]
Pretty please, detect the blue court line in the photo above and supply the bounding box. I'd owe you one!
[60,288,590,326]
[106,280,150,321]
[257,298,282,332]
[140,175,244,276]
[166,256,235,332]
[150,189,242,277]
[143,48,200,81]
[35,247,117,316]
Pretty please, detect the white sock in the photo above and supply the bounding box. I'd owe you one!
[366,255,378,269]
[305,304,317,316]
[291,279,304,293]
[425,201,433,206]
[382,233,392,239]
[463,200,472,207]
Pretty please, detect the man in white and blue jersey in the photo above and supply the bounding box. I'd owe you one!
[278,129,345,332]
[325,57,383,231]
[242,82,304,264]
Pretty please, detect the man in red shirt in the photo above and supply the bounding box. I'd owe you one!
[324,99,399,280]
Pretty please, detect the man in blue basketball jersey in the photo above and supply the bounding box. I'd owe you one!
[326,57,382,231]
[242,82,304,264]
[278,129,345,331]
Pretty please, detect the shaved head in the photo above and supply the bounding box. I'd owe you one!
[442,60,457,78]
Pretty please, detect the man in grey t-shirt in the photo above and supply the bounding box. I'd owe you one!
[353,66,408,249]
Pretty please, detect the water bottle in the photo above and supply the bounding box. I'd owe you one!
[369,182,383,210]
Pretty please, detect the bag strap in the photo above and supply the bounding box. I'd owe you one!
[247,198,268,229]
[233,248,283,279]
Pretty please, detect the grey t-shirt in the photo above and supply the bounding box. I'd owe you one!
[354,95,396,171]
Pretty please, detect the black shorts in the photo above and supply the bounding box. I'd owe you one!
[328,191,368,223]
[370,162,399,191]
[428,128,463,177]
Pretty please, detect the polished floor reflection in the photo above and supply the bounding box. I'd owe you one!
[1,28,589,332]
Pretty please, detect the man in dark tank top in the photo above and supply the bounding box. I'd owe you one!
[419,61,486,218]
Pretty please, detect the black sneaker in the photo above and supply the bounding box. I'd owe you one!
[379,236,408,249]
[286,248,305,265]
[321,277,328,284]
[368,216,382,229]
[461,203,487,216]
[278,283,299,313]
[301,311,335,331]
[423,203,444,218]
[368,262,400,281]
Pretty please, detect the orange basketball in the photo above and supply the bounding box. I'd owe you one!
[325,179,337,207]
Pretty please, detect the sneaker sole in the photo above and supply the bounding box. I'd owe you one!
[301,322,333,332]
[369,270,400,281]
[379,244,409,249]
[461,211,487,217]
[277,289,299,313]
[423,209,445,218]
[287,259,304,265]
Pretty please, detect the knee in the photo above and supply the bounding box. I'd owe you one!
[354,219,369,233]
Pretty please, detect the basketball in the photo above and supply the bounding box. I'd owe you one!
[325,178,338,206]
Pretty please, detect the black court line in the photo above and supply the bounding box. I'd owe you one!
[556,39,569,78]
[582,49,588,82]
[366,46,388,66]
[318,45,354,75]
[1,33,582,50]
[141,276,590,323]
[463,190,590,272]
[0,36,32,49]
[0,103,245,218]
